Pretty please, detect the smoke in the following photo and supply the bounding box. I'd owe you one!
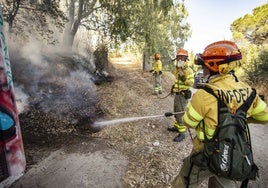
[19,40,46,68]
[14,85,29,114]
[8,39,98,127]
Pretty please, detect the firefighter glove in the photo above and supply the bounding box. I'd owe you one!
[179,75,186,82]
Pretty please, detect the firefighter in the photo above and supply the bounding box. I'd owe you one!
[151,52,163,95]
[172,40,268,187]
[167,48,194,142]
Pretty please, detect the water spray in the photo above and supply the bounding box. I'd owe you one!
[91,111,185,132]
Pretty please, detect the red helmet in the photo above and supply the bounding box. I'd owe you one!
[176,48,188,57]
[195,40,242,72]
[154,52,161,60]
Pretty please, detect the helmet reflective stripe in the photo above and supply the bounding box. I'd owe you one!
[201,40,242,73]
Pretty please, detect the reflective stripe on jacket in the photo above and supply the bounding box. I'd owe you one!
[182,73,268,151]
[173,66,194,91]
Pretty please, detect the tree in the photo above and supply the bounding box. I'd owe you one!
[62,0,190,52]
[61,0,190,72]
[231,3,268,45]
[131,1,190,70]
[1,0,66,43]
[230,3,268,88]
[62,0,99,48]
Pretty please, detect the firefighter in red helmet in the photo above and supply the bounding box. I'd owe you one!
[151,52,163,95]
[167,48,194,142]
[172,40,268,187]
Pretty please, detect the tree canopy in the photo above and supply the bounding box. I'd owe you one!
[231,3,268,45]
[1,0,66,43]
[62,0,190,59]
[1,0,191,60]
[230,3,268,85]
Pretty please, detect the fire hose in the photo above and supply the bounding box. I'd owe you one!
[157,92,172,99]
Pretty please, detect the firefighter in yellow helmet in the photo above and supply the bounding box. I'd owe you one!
[172,40,268,187]
[151,52,163,95]
[167,48,194,142]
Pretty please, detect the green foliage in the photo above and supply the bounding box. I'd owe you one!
[2,0,66,43]
[2,0,191,57]
[230,3,268,87]
[231,3,268,45]
[247,48,268,79]
[79,0,190,68]
[130,1,190,62]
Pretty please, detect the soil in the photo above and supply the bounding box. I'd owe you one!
[8,57,268,188]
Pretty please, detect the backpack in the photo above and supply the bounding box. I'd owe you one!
[193,87,259,183]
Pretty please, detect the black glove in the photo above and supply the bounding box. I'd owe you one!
[184,90,192,99]
[179,75,186,82]
[159,71,162,75]
[149,70,154,73]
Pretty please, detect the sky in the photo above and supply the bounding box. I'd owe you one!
[183,0,267,53]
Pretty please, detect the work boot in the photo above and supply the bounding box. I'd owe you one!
[167,126,178,132]
[173,133,185,142]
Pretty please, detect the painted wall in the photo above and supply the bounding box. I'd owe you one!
[0,8,26,187]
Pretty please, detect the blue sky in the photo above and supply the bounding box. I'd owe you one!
[183,0,267,53]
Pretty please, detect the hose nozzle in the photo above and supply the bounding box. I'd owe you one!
[164,112,174,117]
[164,111,185,117]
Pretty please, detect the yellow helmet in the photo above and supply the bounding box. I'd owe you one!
[154,52,161,60]
[195,40,242,73]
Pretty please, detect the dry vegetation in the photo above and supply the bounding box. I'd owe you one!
[93,57,205,187]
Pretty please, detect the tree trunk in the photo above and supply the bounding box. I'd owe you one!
[62,0,84,50]
[93,44,109,71]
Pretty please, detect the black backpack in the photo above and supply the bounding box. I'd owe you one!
[194,87,259,185]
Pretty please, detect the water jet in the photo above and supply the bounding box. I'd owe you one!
[91,111,184,131]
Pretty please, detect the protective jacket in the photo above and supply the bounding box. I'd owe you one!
[152,59,162,95]
[182,73,268,151]
[153,59,162,73]
[172,65,194,93]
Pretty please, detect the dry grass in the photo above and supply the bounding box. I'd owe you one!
[94,58,195,187]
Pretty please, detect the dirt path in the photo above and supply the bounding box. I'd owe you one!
[9,57,268,188]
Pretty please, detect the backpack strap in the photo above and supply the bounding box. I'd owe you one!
[201,86,217,98]
[238,88,256,112]
[200,87,225,141]
[201,86,227,112]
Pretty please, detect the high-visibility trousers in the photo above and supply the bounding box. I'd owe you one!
[173,92,188,133]
[154,73,162,94]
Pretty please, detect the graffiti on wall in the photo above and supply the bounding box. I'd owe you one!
[0,7,26,185]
